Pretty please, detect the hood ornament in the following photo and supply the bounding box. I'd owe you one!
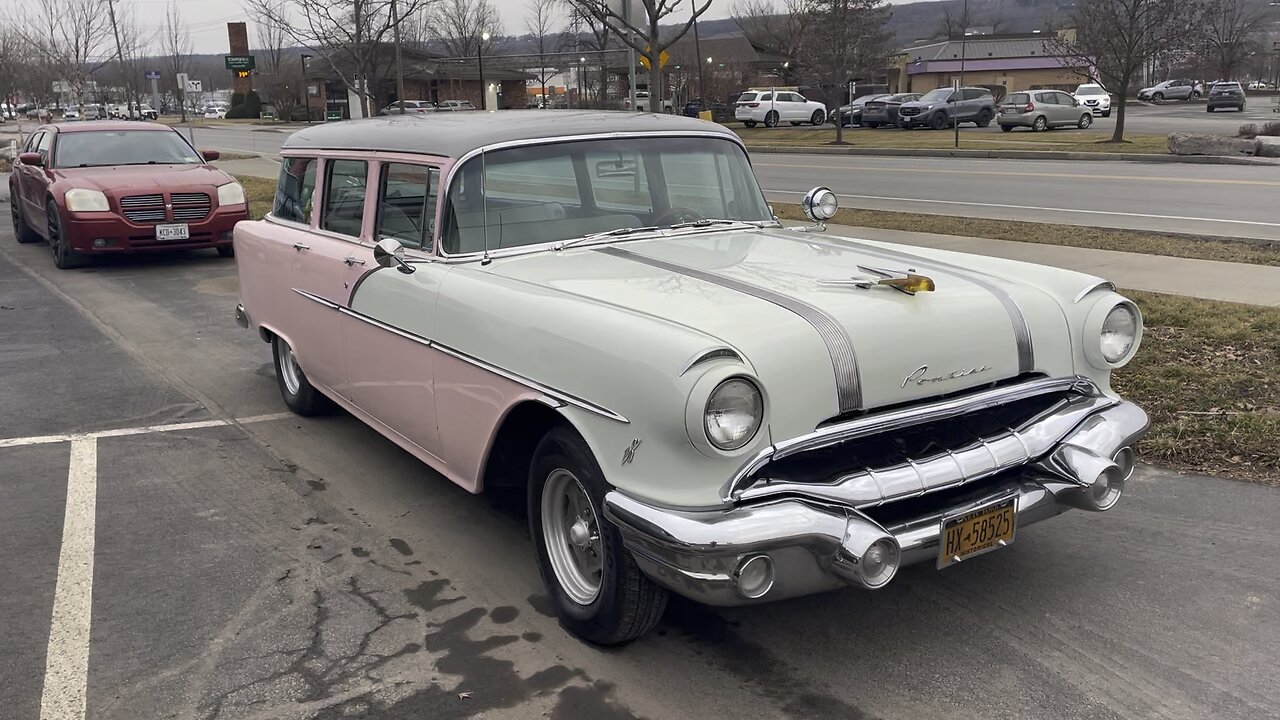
[819,265,936,295]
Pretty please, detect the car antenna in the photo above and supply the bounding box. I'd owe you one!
[480,149,492,266]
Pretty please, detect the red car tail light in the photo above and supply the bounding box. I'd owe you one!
[746,102,759,108]
[1024,103,1035,113]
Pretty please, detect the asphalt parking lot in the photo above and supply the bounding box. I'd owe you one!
[3,189,1280,719]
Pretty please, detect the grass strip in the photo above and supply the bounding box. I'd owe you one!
[733,125,1170,153]
[238,175,276,220]
[771,204,1280,267]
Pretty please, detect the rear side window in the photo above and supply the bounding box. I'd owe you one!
[738,93,758,102]
[273,157,317,224]
[376,163,439,251]
[321,160,369,237]
[758,93,773,101]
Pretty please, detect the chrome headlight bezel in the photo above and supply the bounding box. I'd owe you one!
[64,188,109,213]
[1083,297,1143,369]
[217,181,247,207]
[801,186,838,223]
[685,369,767,457]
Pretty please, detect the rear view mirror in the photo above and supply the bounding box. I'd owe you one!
[374,237,415,274]
[595,158,638,178]
[201,149,221,161]
[19,152,42,167]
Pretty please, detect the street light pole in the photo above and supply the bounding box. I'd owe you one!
[300,54,312,123]
[954,0,968,149]
[391,0,406,114]
[693,15,706,108]
[478,31,490,111]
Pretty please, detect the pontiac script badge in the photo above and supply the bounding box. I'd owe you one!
[902,364,992,389]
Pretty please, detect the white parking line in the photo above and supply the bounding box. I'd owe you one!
[39,438,97,720]
[762,190,1280,230]
[0,412,294,449]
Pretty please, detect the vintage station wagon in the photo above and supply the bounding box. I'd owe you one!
[234,111,1147,645]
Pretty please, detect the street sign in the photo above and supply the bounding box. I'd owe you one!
[145,70,161,80]
[224,55,256,71]
[638,48,669,70]
[185,79,203,93]
[176,72,188,88]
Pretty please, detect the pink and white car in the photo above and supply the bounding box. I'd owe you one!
[234,111,1148,645]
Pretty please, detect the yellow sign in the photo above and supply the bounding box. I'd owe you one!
[638,48,669,69]
[235,70,251,79]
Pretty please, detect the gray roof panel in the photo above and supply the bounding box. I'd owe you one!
[280,110,738,157]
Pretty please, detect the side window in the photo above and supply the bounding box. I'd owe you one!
[321,159,369,237]
[1058,92,1076,105]
[759,93,773,102]
[962,89,985,101]
[23,131,43,153]
[273,157,317,224]
[376,162,439,251]
[36,132,53,161]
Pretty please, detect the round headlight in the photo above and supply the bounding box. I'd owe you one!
[704,377,763,450]
[1100,304,1138,363]
[802,186,838,222]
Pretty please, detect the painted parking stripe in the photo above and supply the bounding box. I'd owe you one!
[762,190,1280,230]
[39,438,97,720]
[0,412,294,449]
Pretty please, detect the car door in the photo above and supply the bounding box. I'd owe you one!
[13,131,42,220]
[342,160,447,459]
[21,131,55,232]
[288,157,377,398]
[1057,92,1082,124]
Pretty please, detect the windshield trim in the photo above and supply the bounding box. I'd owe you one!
[435,130,764,262]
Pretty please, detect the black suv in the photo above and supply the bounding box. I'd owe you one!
[897,87,997,130]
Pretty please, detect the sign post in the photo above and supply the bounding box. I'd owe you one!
[145,70,160,116]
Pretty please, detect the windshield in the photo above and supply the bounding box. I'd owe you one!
[54,130,203,168]
[918,88,954,103]
[1076,85,1105,96]
[441,137,772,255]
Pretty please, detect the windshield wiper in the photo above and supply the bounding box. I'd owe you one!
[555,225,662,250]
[666,218,764,231]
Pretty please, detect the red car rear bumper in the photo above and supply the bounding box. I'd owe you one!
[62,205,250,253]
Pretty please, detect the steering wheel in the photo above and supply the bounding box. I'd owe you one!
[652,207,704,226]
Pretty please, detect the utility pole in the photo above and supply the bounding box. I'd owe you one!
[954,0,968,149]
[106,0,138,118]
[391,0,407,114]
[693,15,705,108]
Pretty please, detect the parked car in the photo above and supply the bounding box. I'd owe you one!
[998,90,1094,132]
[8,121,248,268]
[682,98,732,122]
[62,107,80,121]
[380,100,436,115]
[203,104,228,119]
[436,99,477,111]
[232,110,1148,645]
[1206,82,1246,112]
[828,94,888,127]
[897,87,996,129]
[1137,79,1199,103]
[621,92,673,113]
[1246,80,1275,91]
[1073,84,1112,117]
[860,92,921,127]
[734,90,826,127]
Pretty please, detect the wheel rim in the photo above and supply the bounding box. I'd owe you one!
[47,207,61,258]
[1034,117,1046,131]
[1081,115,1091,128]
[278,341,302,395]
[541,468,603,606]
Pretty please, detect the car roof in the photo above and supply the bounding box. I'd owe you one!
[52,121,174,134]
[280,110,737,158]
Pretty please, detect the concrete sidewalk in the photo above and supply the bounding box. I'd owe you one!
[813,222,1280,307]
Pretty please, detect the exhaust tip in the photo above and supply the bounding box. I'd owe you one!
[1113,446,1136,481]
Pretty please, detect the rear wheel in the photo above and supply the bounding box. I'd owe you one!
[1078,113,1092,129]
[743,120,757,128]
[975,109,993,127]
[1031,115,1048,132]
[529,427,667,645]
[1000,124,1014,132]
[789,121,802,126]
[46,200,83,269]
[810,109,825,125]
[272,335,333,416]
[10,190,39,243]
[764,111,779,128]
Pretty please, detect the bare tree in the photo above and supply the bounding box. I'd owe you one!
[526,0,563,106]
[20,0,113,116]
[1049,0,1211,143]
[1204,0,1265,81]
[427,0,504,57]
[243,0,428,117]
[802,0,892,144]
[565,0,717,111]
[0,26,24,127]
[564,0,613,106]
[255,8,301,120]
[161,2,192,117]
[936,3,1008,39]
[733,0,813,81]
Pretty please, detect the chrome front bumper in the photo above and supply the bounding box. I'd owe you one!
[604,397,1148,606]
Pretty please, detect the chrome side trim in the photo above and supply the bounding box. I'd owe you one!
[1074,279,1117,304]
[290,288,629,424]
[263,213,313,232]
[678,346,745,377]
[724,375,1096,502]
[597,246,863,413]
[781,233,1036,375]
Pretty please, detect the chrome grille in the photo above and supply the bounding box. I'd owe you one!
[120,193,165,223]
[899,107,920,116]
[170,192,211,221]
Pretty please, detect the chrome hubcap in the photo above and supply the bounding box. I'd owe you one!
[541,468,602,606]
[278,342,302,395]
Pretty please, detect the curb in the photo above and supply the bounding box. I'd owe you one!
[743,145,1279,166]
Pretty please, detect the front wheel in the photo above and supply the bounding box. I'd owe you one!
[1152,92,1164,103]
[763,111,779,128]
[1000,124,1014,132]
[789,121,802,126]
[929,112,948,130]
[1102,109,1111,117]
[743,120,757,128]
[529,427,667,645]
[810,109,825,125]
[272,335,333,416]
[217,245,235,258]
[1078,113,1092,129]
[46,200,84,269]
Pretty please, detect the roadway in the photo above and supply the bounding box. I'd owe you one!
[3,187,1280,719]
[175,110,1280,243]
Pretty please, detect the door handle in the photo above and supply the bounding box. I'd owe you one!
[292,242,310,251]
[343,256,365,266]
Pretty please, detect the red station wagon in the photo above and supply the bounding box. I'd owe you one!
[8,121,250,268]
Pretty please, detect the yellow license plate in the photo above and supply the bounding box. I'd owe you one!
[937,496,1017,568]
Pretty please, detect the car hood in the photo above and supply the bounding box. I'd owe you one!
[488,227,1078,428]
[52,164,232,196]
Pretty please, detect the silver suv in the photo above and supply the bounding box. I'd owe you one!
[897,87,996,130]
[1137,79,1199,103]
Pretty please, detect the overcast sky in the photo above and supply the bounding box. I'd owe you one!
[154,0,920,54]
